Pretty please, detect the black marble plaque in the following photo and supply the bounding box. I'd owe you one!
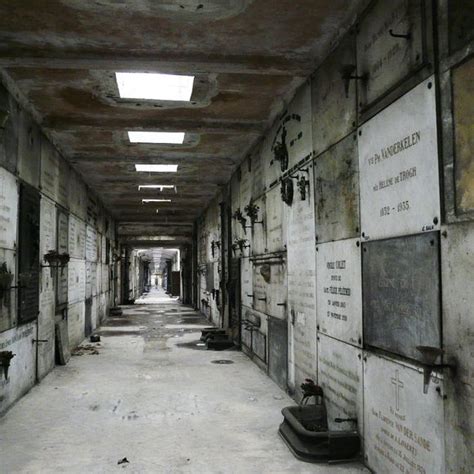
[363,231,441,361]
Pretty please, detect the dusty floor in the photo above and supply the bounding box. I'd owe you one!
[0,289,368,473]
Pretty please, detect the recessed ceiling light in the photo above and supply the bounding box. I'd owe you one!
[142,199,172,203]
[135,164,178,173]
[138,185,176,191]
[116,72,194,101]
[128,131,185,144]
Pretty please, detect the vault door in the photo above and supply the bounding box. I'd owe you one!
[18,183,40,324]
[228,258,241,346]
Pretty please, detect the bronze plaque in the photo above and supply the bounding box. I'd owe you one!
[363,231,441,362]
[312,34,357,156]
[357,0,424,109]
[314,134,359,243]
[453,56,474,214]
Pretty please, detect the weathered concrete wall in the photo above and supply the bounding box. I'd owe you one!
[196,2,474,472]
[0,85,117,414]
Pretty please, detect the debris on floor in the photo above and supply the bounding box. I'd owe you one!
[117,457,129,465]
[71,344,100,356]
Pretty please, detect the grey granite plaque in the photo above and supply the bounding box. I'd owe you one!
[357,0,424,109]
[316,238,362,347]
[364,353,445,473]
[315,134,359,243]
[359,76,440,240]
[312,35,357,156]
[363,232,441,361]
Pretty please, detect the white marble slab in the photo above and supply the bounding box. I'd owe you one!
[358,76,440,240]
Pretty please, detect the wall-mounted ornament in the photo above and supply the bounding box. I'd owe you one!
[232,238,250,256]
[0,262,13,302]
[43,250,70,277]
[232,208,248,233]
[244,200,263,225]
[0,351,15,379]
[297,175,310,201]
[271,127,289,172]
[281,177,294,206]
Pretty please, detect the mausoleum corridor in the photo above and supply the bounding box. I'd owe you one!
[0,295,367,473]
[0,1,473,472]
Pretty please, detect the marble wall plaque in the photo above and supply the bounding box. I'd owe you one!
[40,140,58,202]
[268,316,288,390]
[240,258,253,309]
[17,110,41,188]
[56,210,69,306]
[359,76,440,240]
[316,238,362,347]
[287,185,317,390]
[441,222,474,472]
[452,57,474,214]
[252,261,287,319]
[318,334,363,431]
[314,135,359,243]
[68,215,86,259]
[40,196,56,295]
[364,353,445,473]
[252,330,266,362]
[0,167,18,250]
[312,35,357,156]
[363,232,441,361]
[0,249,17,332]
[68,170,87,221]
[85,225,98,262]
[67,301,85,348]
[101,264,109,293]
[68,259,86,304]
[357,0,424,109]
[265,186,286,253]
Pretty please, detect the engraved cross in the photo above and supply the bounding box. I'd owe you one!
[391,370,404,412]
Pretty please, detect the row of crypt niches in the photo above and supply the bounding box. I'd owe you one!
[227,1,451,472]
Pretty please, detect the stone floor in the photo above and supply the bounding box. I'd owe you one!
[0,289,368,473]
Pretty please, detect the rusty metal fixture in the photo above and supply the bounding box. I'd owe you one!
[341,64,366,98]
[416,346,457,394]
[280,177,294,205]
[389,29,411,40]
[271,127,289,172]
[0,351,15,379]
[232,208,247,233]
[244,200,262,225]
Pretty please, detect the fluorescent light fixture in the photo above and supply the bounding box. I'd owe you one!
[142,199,171,203]
[135,164,178,173]
[138,185,176,191]
[128,131,185,144]
[116,72,194,101]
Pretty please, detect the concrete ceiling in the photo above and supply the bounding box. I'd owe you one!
[0,0,363,246]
